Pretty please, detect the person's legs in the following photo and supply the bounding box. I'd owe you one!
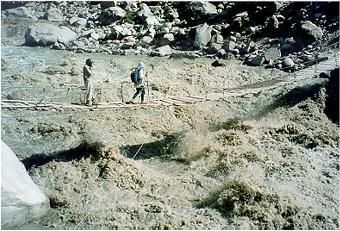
[132,88,141,99]
[85,80,93,106]
[141,87,145,103]
[130,88,142,103]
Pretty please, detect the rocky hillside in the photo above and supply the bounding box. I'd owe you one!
[2,1,339,71]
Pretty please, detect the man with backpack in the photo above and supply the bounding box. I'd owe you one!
[83,58,94,106]
[129,62,147,104]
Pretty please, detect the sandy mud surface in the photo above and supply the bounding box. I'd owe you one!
[1,42,339,229]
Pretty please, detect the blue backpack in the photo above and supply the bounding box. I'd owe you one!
[130,69,139,84]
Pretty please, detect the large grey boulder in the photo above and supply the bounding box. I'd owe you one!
[155,45,172,56]
[5,7,38,20]
[1,141,49,228]
[43,8,64,22]
[194,23,213,49]
[187,2,217,15]
[300,20,323,41]
[98,6,126,26]
[25,23,77,46]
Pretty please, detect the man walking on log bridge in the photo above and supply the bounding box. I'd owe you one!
[83,58,94,107]
[128,62,148,104]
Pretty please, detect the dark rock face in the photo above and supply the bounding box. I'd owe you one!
[324,68,339,124]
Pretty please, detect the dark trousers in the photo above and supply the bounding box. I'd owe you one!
[132,87,145,102]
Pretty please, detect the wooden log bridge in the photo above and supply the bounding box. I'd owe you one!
[2,51,338,111]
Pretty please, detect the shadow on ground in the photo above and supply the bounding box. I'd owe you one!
[22,141,105,170]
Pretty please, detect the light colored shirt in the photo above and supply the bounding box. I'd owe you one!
[134,68,145,88]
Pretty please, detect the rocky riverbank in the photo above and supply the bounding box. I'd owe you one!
[2,1,339,71]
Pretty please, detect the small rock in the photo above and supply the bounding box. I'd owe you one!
[138,36,154,46]
[69,17,87,27]
[82,29,95,37]
[155,45,172,56]
[282,57,295,68]
[211,60,226,67]
[229,36,237,42]
[223,41,236,51]
[246,55,265,66]
[44,8,64,22]
[91,32,100,40]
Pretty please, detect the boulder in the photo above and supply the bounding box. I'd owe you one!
[280,37,298,55]
[194,23,213,49]
[210,33,223,44]
[121,42,135,49]
[207,43,222,54]
[187,2,217,15]
[91,32,100,41]
[5,7,38,20]
[155,33,175,47]
[100,1,117,9]
[137,3,153,19]
[98,7,126,26]
[300,20,323,42]
[43,8,64,22]
[137,36,154,47]
[25,23,77,46]
[282,57,295,68]
[164,7,179,20]
[121,28,132,37]
[1,141,49,228]
[242,40,257,54]
[223,40,236,51]
[145,16,160,29]
[246,55,265,66]
[155,45,172,56]
[82,29,95,37]
[69,17,87,27]
[122,36,136,43]
[216,49,227,58]
[163,33,175,42]
[264,47,281,61]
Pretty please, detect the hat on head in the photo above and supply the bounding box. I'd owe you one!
[137,62,145,69]
[86,58,93,66]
